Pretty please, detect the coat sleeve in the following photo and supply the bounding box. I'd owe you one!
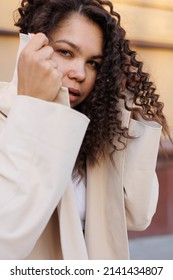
[0,95,89,259]
[123,115,162,231]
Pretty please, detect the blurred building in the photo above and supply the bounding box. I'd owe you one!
[0,0,19,81]
[0,0,173,239]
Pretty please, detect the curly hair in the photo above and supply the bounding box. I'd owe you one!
[14,0,170,179]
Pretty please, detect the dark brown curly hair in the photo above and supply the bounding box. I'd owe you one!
[14,0,170,179]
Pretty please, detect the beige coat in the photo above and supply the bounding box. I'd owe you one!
[0,34,161,260]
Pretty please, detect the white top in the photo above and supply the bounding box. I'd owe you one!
[72,177,86,230]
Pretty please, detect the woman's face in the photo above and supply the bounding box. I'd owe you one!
[49,14,103,108]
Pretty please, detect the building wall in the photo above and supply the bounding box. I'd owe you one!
[0,0,19,81]
[0,35,19,81]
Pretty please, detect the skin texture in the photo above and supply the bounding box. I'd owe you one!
[18,14,103,108]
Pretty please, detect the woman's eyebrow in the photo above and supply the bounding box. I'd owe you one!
[54,39,103,59]
[54,39,80,51]
[91,54,103,60]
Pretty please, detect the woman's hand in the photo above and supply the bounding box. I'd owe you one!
[17,33,62,102]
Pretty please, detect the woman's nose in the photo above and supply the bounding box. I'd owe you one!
[68,62,86,82]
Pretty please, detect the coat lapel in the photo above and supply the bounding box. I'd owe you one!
[84,103,132,260]
[57,183,88,259]
[85,155,130,259]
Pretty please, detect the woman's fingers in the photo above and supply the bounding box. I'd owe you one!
[48,59,58,69]
[25,32,49,52]
[17,32,62,101]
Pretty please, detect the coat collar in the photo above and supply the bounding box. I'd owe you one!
[11,33,31,88]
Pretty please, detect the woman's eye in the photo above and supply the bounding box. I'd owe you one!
[58,50,72,57]
[88,60,99,70]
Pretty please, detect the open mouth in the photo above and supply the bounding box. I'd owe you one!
[68,88,81,97]
[69,91,78,97]
[68,88,81,104]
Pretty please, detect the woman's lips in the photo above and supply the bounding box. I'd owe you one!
[68,88,81,96]
[68,88,81,103]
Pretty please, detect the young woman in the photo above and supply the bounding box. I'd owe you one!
[0,0,169,259]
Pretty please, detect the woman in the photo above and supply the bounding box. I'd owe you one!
[0,0,169,259]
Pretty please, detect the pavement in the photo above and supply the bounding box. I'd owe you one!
[129,234,173,260]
